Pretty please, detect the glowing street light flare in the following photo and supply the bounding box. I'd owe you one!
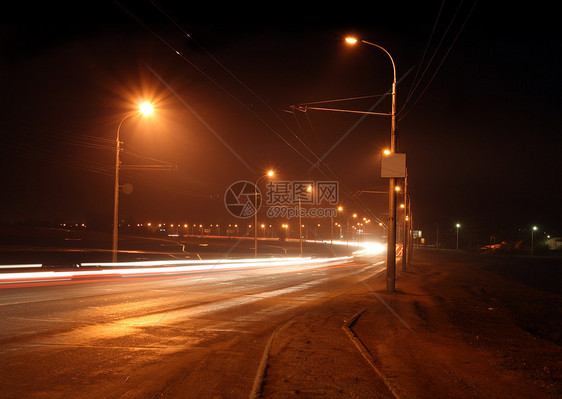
[113,102,157,262]
[139,102,154,115]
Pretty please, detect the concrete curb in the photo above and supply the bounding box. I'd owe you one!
[249,318,297,399]
[342,309,402,399]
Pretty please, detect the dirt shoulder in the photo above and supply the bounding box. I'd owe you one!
[261,250,561,398]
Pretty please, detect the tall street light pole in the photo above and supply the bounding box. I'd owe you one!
[401,172,410,271]
[332,206,343,250]
[254,170,274,258]
[531,225,538,255]
[346,37,398,292]
[455,223,461,250]
[299,184,312,257]
[299,198,304,257]
[113,102,154,263]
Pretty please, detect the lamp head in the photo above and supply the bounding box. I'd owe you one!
[139,102,154,116]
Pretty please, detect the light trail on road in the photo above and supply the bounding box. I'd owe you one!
[0,241,385,289]
[0,244,388,398]
[0,256,352,288]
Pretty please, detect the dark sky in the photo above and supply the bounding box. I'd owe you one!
[1,2,560,243]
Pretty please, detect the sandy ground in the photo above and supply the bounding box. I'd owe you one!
[258,250,561,399]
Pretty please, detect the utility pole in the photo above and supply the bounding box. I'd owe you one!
[401,174,408,271]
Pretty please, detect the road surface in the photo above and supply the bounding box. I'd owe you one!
[0,252,385,398]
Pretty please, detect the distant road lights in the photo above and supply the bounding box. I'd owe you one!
[455,223,461,250]
[112,101,155,263]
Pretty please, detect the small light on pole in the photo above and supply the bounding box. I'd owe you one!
[531,225,538,255]
[113,101,154,263]
[254,170,275,258]
[299,184,313,256]
[455,223,461,250]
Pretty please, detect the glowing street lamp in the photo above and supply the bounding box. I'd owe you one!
[139,102,153,115]
[112,101,154,262]
[531,225,538,255]
[346,36,398,293]
[330,205,343,249]
[299,184,312,256]
[254,170,274,258]
[455,223,461,250]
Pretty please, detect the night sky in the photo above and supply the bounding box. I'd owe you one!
[1,2,560,246]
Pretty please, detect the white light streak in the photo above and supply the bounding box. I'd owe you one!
[0,240,385,287]
[0,264,42,269]
[0,256,353,285]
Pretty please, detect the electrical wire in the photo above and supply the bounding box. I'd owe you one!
[134,1,334,172]
[116,3,396,223]
[399,0,479,121]
[402,0,446,113]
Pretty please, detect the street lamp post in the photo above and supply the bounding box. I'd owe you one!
[531,225,538,255]
[455,223,461,250]
[346,37,398,292]
[331,205,342,250]
[112,102,153,263]
[298,185,312,257]
[254,170,274,258]
[401,173,409,271]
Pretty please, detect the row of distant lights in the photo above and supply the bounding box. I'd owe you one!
[455,223,552,238]
[135,222,382,230]
[59,221,382,229]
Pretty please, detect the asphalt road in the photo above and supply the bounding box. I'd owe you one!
[0,252,385,398]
